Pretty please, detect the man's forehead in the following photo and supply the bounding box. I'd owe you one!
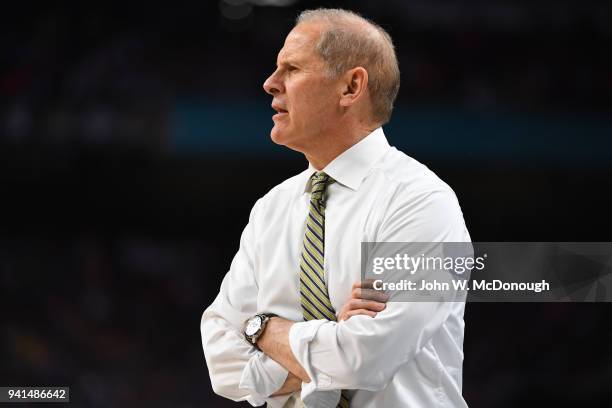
[277,23,321,62]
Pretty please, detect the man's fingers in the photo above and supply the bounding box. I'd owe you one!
[340,280,389,322]
[348,299,386,312]
[347,309,377,319]
[351,287,389,303]
[351,279,376,290]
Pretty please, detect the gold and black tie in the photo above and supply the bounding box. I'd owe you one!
[299,171,350,408]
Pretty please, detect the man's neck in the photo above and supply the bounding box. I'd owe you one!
[306,125,377,170]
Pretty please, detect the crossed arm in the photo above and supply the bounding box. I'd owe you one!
[262,280,389,395]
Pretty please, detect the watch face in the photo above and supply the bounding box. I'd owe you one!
[245,316,262,336]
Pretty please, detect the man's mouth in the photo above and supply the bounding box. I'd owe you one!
[272,104,288,115]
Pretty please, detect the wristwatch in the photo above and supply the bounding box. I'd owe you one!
[244,313,277,346]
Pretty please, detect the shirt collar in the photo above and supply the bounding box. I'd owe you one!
[303,127,390,192]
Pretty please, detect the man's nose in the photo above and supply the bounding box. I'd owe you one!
[263,71,282,95]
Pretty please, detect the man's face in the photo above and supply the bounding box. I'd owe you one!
[263,23,340,151]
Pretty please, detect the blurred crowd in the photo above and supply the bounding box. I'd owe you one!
[1,2,611,149]
[1,236,227,407]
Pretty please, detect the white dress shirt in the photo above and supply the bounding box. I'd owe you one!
[201,127,471,407]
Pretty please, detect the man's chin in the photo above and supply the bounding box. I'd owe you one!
[270,127,289,146]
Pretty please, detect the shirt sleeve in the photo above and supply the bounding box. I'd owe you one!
[288,187,470,397]
[200,199,291,407]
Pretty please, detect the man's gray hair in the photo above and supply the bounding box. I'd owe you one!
[297,8,400,125]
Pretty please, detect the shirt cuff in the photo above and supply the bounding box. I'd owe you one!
[289,319,334,400]
[239,352,290,406]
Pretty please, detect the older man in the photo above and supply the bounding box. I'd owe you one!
[201,8,470,408]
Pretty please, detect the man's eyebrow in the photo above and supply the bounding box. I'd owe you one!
[277,58,302,68]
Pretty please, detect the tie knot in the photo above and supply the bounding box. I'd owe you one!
[310,172,334,204]
[311,171,332,184]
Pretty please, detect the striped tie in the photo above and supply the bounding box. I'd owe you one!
[299,172,350,408]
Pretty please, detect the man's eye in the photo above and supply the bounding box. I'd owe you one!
[287,66,297,72]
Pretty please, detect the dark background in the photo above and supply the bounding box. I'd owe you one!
[1,1,611,407]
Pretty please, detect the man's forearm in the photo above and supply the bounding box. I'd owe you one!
[257,317,311,383]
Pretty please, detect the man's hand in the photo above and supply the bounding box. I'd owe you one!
[271,372,302,396]
[337,279,389,321]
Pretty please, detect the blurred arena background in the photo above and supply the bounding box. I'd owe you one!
[1,1,611,406]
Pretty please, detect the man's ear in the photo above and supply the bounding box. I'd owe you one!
[339,67,368,108]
